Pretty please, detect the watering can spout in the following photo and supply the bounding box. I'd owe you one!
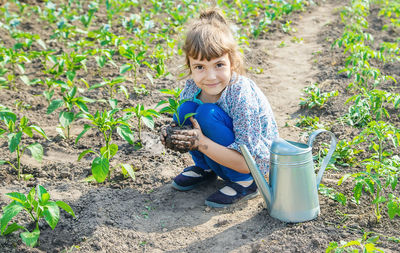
[240,145,273,210]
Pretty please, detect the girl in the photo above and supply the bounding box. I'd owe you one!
[161,9,279,208]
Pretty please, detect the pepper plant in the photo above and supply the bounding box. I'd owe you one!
[123,103,160,144]
[47,85,94,139]
[156,87,196,127]
[0,184,76,247]
[0,105,48,180]
[75,101,135,183]
[299,83,338,109]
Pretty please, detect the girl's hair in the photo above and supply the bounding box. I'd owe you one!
[183,9,244,75]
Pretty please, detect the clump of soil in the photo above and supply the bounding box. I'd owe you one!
[164,125,193,153]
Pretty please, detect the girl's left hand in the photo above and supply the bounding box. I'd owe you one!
[171,117,205,151]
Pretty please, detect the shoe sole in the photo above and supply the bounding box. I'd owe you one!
[204,190,259,208]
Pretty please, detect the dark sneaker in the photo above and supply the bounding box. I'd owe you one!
[172,166,217,191]
[205,181,258,208]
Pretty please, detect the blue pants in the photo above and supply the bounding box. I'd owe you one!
[174,101,253,182]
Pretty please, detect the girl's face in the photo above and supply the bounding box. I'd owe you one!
[189,54,232,103]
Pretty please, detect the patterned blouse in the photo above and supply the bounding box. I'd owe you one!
[180,73,279,174]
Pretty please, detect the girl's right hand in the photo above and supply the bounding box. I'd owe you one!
[160,121,177,146]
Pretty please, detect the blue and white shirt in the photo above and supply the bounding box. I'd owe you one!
[180,73,279,174]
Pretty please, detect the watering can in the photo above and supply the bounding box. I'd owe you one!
[240,129,337,223]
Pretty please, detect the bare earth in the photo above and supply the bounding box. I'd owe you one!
[1,0,399,252]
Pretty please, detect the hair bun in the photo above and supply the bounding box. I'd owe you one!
[199,9,227,24]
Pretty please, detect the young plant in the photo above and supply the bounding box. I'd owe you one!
[88,76,128,99]
[326,232,384,253]
[299,83,338,109]
[354,121,400,162]
[123,104,160,144]
[47,85,94,139]
[0,184,76,247]
[0,105,48,180]
[156,87,196,127]
[75,101,135,183]
[119,43,150,86]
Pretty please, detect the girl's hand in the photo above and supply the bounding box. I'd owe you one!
[160,121,177,146]
[171,117,205,151]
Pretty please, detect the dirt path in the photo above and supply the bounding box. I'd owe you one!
[251,1,338,141]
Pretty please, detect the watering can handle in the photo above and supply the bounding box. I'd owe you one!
[307,129,337,189]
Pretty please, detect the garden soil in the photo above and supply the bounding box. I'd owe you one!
[1,0,400,252]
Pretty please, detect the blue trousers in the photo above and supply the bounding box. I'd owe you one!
[174,101,253,182]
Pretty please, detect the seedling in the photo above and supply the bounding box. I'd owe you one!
[0,185,76,247]
[47,85,94,139]
[88,76,128,99]
[75,101,135,183]
[156,87,196,127]
[0,105,48,180]
[300,83,338,109]
[123,104,160,144]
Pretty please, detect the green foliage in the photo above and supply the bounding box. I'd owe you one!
[326,232,384,253]
[88,76,128,99]
[123,104,160,143]
[157,87,196,127]
[0,105,48,180]
[0,185,76,248]
[300,83,338,109]
[47,85,94,139]
[295,115,326,130]
[319,184,347,206]
[76,101,135,183]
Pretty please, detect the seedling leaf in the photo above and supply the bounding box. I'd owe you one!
[56,201,76,218]
[1,201,24,234]
[43,202,60,230]
[20,228,40,247]
[27,143,43,162]
[92,156,109,183]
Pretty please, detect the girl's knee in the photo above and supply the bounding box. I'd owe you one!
[195,103,232,128]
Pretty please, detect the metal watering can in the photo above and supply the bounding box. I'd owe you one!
[240,129,337,223]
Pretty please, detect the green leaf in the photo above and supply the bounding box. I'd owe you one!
[20,227,40,247]
[100,144,118,159]
[142,116,154,129]
[47,99,64,114]
[59,111,74,128]
[1,201,24,235]
[120,163,135,180]
[8,132,22,153]
[75,124,92,144]
[117,125,134,144]
[30,125,49,140]
[19,75,30,85]
[92,156,109,183]
[120,64,132,74]
[353,182,363,203]
[43,202,60,230]
[56,201,76,218]
[37,185,48,203]
[2,222,25,235]
[5,192,27,205]
[27,143,43,162]
[387,201,399,219]
[78,149,95,161]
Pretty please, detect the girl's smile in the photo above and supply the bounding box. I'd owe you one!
[189,54,232,103]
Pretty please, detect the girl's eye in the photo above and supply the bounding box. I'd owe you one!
[216,63,225,68]
[194,65,203,70]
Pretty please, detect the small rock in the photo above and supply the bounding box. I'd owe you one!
[241,234,248,239]
[162,228,168,232]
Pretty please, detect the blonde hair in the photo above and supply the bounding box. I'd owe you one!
[183,9,244,75]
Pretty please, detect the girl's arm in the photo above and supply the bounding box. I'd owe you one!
[171,117,250,174]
